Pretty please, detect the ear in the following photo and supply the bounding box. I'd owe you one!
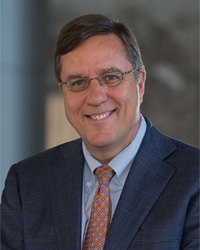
[138,69,146,104]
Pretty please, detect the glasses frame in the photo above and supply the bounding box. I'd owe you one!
[59,69,136,92]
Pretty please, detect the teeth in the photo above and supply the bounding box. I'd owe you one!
[91,113,110,120]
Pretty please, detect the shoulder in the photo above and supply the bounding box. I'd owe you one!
[144,117,199,158]
[7,138,83,178]
[143,117,199,173]
[165,137,199,175]
[17,138,82,164]
[2,138,83,201]
[169,137,199,157]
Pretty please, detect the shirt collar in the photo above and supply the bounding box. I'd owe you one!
[82,115,147,185]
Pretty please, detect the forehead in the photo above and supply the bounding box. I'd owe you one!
[60,34,131,75]
[75,34,126,51]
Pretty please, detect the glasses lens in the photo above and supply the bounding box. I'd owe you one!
[100,71,122,86]
[68,77,88,91]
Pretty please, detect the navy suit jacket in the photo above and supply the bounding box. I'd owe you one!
[1,119,199,249]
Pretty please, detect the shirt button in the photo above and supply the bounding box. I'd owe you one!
[86,182,91,188]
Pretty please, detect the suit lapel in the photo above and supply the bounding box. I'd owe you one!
[104,120,177,250]
[48,139,84,250]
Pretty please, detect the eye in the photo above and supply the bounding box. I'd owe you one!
[105,74,118,81]
[101,71,121,85]
[71,80,85,86]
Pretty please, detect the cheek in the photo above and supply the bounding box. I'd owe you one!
[63,95,75,118]
[63,93,85,122]
[118,84,139,107]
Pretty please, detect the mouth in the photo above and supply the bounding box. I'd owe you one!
[86,110,115,121]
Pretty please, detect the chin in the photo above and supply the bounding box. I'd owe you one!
[86,135,115,148]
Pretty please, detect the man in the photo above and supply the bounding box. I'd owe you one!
[1,14,199,250]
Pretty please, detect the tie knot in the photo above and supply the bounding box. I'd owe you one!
[95,165,115,186]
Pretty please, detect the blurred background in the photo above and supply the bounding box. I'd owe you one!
[1,0,199,194]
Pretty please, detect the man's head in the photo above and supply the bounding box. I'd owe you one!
[55,14,145,83]
[55,15,146,164]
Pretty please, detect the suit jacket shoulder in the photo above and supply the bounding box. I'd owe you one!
[1,138,84,250]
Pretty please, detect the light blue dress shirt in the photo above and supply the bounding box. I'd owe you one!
[81,115,147,245]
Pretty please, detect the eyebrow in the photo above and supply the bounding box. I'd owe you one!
[99,67,121,74]
[65,67,122,81]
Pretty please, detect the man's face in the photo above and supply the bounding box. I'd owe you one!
[60,34,146,163]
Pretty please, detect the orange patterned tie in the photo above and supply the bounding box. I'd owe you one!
[83,165,115,250]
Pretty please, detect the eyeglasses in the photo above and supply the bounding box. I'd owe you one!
[59,69,136,92]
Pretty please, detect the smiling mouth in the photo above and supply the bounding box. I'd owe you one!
[87,111,114,120]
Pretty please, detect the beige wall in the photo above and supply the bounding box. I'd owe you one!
[45,92,80,149]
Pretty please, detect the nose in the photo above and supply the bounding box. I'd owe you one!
[88,77,102,86]
[86,78,107,106]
